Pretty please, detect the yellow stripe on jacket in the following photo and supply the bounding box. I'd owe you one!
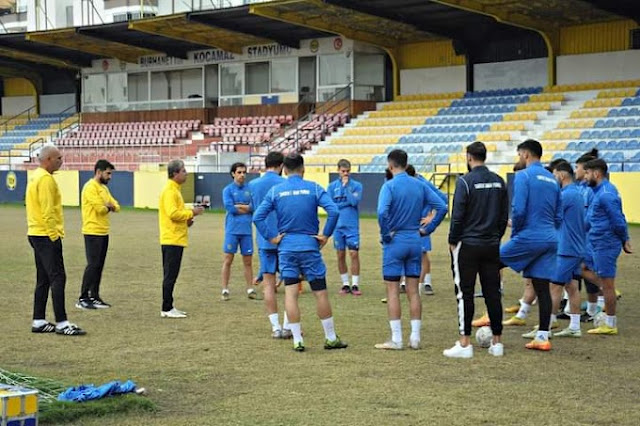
[159,179,193,247]
[81,179,120,235]
[26,167,64,241]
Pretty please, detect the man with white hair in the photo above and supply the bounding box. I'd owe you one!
[159,159,204,318]
[26,145,86,335]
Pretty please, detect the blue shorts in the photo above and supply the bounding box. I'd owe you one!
[333,229,359,251]
[223,234,253,256]
[421,235,432,253]
[551,255,583,285]
[382,238,421,281]
[584,246,620,279]
[258,249,278,275]
[500,238,557,280]
[279,250,326,282]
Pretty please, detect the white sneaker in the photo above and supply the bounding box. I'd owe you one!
[374,340,403,350]
[409,338,421,350]
[443,341,473,358]
[271,329,283,339]
[174,308,187,315]
[488,342,504,357]
[161,308,187,318]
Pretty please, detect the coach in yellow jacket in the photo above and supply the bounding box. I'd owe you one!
[77,160,120,310]
[26,145,85,336]
[159,159,204,318]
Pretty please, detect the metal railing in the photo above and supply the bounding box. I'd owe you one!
[27,138,47,165]
[0,105,37,134]
[247,82,352,169]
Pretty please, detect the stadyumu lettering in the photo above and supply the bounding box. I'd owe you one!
[247,45,292,58]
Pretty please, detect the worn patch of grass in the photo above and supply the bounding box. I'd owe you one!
[1,206,639,426]
[40,395,156,424]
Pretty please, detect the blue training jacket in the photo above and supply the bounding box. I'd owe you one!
[249,171,286,250]
[327,177,362,231]
[222,182,253,235]
[416,174,448,204]
[576,180,594,216]
[377,171,447,242]
[253,174,339,252]
[511,162,562,241]
[586,179,629,249]
[557,183,585,257]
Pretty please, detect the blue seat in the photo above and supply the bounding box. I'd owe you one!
[609,163,622,172]
[613,152,624,162]
[627,140,639,150]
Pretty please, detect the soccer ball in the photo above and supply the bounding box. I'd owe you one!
[593,312,607,328]
[475,326,493,348]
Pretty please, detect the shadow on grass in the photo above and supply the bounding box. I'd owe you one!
[40,394,156,424]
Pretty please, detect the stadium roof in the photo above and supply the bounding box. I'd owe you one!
[25,28,160,64]
[0,32,99,69]
[78,21,214,60]
[128,11,275,54]
[187,6,332,50]
[0,0,634,80]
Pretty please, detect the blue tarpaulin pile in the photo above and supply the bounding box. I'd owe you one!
[58,380,137,402]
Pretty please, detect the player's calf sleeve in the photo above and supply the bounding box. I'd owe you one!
[532,278,552,332]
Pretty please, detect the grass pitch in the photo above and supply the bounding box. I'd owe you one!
[1,205,639,425]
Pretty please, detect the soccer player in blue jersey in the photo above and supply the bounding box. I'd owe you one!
[574,149,604,321]
[220,162,256,301]
[546,161,586,338]
[248,152,290,338]
[406,164,448,295]
[375,150,447,350]
[500,139,562,351]
[253,153,347,352]
[328,159,363,295]
[581,159,632,335]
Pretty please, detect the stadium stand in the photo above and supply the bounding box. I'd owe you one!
[298,81,640,175]
[536,80,640,172]
[0,113,76,151]
[304,87,549,173]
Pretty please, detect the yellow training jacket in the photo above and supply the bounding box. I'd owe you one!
[81,179,120,235]
[26,167,64,241]
[159,179,193,247]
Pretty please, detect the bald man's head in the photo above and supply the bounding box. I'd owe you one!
[38,145,63,173]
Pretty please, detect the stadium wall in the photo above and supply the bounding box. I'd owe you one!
[560,20,638,56]
[0,171,27,203]
[2,171,639,223]
[2,78,36,97]
[40,94,76,115]
[557,50,640,85]
[400,66,466,95]
[1,96,36,116]
[397,40,466,96]
[474,58,548,90]
[82,108,211,124]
